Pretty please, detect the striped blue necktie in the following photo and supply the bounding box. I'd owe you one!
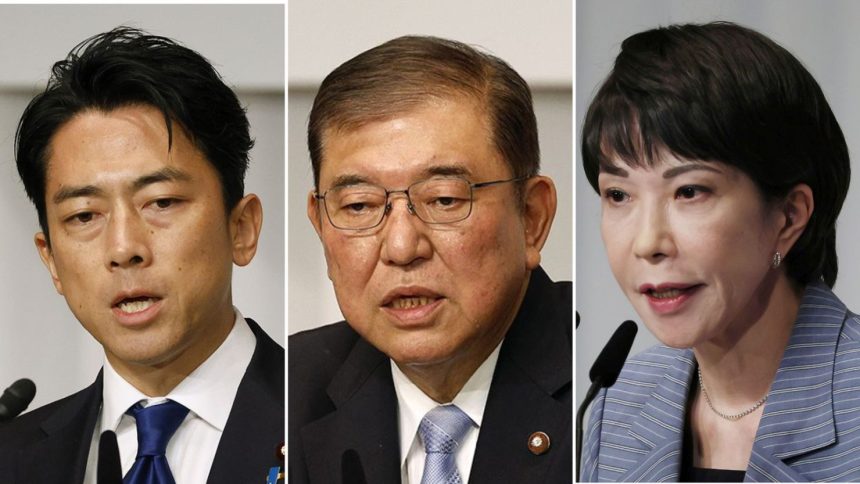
[123,400,189,484]
[419,405,474,484]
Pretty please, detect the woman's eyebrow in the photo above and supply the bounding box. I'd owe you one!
[663,163,721,179]
[599,163,629,177]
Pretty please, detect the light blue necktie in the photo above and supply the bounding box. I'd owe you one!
[123,400,189,484]
[419,405,474,484]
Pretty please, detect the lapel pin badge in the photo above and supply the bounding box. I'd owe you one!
[528,431,551,455]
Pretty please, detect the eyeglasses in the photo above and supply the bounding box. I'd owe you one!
[315,176,526,230]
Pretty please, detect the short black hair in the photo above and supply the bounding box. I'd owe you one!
[308,36,539,197]
[582,21,849,287]
[16,26,254,244]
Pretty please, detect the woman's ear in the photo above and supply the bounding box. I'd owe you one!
[778,183,813,256]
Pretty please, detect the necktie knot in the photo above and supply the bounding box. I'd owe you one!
[127,400,189,458]
[419,404,473,455]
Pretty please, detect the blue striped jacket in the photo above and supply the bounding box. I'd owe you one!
[581,283,860,482]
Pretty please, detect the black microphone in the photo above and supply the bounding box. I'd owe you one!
[342,449,367,484]
[575,320,638,480]
[576,311,581,329]
[98,430,123,484]
[0,378,36,422]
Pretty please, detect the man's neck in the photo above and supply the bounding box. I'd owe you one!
[396,331,506,403]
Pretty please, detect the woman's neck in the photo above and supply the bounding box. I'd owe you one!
[693,274,802,408]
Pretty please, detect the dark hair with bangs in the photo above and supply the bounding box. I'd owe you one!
[308,35,539,198]
[582,21,849,287]
[16,26,254,246]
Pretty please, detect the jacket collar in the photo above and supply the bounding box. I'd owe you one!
[299,336,402,483]
[621,283,845,482]
[745,283,844,482]
[12,372,103,483]
[470,267,572,482]
[208,318,285,484]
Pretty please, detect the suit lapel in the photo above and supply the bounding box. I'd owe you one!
[207,318,285,484]
[745,284,844,482]
[300,337,401,483]
[470,269,572,483]
[620,350,695,482]
[13,373,102,483]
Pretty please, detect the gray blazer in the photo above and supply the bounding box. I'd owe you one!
[581,283,860,482]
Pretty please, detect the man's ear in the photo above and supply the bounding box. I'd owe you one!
[230,194,263,267]
[778,183,814,257]
[308,189,324,239]
[35,232,63,295]
[522,176,557,270]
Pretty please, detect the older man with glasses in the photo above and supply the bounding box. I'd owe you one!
[289,36,572,484]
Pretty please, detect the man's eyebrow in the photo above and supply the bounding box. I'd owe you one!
[423,164,472,178]
[52,185,105,205]
[663,163,721,179]
[327,174,372,190]
[131,167,192,191]
[324,163,475,191]
[51,167,192,205]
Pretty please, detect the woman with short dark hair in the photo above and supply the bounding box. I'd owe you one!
[580,22,857,482]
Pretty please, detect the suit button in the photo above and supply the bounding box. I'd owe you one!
[528,431,550,455]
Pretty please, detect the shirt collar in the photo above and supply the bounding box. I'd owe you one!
[100,308,256,433]
[391,341,502,470]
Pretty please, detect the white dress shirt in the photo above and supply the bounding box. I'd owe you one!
[392,342,502,484]
[83,308,256,484]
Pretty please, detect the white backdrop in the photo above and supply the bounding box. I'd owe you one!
[576,0,860,405]
[0,4,284,413]
[288,0,573,334]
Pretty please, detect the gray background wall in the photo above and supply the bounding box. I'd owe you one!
[288,0,573,334]
[0,4,284,412]
[577,0,860,405]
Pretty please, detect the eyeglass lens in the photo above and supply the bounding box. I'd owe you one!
[324,177,473,229]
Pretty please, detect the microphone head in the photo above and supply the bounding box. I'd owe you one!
[342,449,367,484]
[98,430,123,484]
[589,320,638,387]
[0,378,36,421]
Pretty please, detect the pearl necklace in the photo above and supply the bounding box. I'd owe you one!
[697,367,767,421]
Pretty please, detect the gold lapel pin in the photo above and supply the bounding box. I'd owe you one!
[528,431,551,455]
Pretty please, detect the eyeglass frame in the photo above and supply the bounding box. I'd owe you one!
[314,175,528,230]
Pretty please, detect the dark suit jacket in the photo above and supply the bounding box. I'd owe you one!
[0,318,284,483]
[289,267,572,483]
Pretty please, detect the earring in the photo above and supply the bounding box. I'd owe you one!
[771,251,782,269]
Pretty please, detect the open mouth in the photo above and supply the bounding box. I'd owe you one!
[114,296,160,314]
[647,288,687,300]
[389,296,438,309]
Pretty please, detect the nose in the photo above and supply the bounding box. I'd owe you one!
[105,207,152,270]
[379,195,432,266]
[632,202,676,263]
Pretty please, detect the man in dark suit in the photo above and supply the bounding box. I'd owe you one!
[0,28,283,483]
[290,36,571,483]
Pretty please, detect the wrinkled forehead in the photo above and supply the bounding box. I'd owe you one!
[317,97,500,181]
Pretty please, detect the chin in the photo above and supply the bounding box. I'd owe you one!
[386,342,457,367]
[106,339,180,366]
[649,328,702,349]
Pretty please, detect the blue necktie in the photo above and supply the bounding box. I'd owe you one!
[123,400,189,484]
[419,405,474,484]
